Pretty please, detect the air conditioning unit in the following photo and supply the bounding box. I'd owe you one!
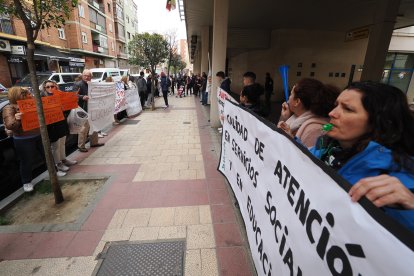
[99,59,104,65]
[96,25,102,31]
[0,39,11,52]
[97,46,104,52]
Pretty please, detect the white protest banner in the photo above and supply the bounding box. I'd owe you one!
[218,101,414,276]
[125,85,142,117]
[114,82,127,113]
[88,82,116,133]
[217,87,237,125]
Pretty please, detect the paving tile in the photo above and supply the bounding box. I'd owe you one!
[187,224,215,249]
[107,209,128,229]
[63,230,104,257]
[122,208,152,228]
[185,249,201,276]
[158,226,186,239]
[211,204,237,223]
[201,248,219,276]
[174,206,200,225]
[101,228,133,242]
[216,247,252,276]
[148,207,175,226]
[130,226,160,241]
[213,223,244,247]
[29,232,77,259]
[199,205,212,224]
[209,189,231,205]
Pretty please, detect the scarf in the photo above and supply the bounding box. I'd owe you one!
[286,111,315,135]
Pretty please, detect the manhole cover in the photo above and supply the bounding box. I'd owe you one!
[183,122,191,124]
[95,240,185,276]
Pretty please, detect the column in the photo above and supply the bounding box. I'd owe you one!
[210,0,229,128]
[361,0,401,81]
[201,26,210,75]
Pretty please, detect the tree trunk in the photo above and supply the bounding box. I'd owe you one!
[167,51,172,78]
[26,38,64,204]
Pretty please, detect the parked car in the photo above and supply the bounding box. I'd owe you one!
[90,68,122,82]
[0,98,78,200]
[16,72,80,92]
[120,69,130,77]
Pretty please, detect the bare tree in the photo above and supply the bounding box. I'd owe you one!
[164,30,178,77]
[0,0,78,203]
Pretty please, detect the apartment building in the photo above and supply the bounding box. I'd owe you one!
[0,0,138,87]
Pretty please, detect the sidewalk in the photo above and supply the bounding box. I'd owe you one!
[0,95,256,275]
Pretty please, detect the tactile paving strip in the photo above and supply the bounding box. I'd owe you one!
[96,241,185,276]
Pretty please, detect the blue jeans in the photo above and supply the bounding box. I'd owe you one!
[202,91,208,105]
[13,135,44,184]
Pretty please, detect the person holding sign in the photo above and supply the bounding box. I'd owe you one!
[2,87,44,192]
[278,78,340,147]
[41,80,77,176]
[311,81,414,232]
[73,69,104,152]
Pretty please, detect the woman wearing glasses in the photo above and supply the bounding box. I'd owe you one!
[41,80,77,176]
[2,87,43,192]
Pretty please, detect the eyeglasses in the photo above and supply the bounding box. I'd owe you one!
[45,86,57,89]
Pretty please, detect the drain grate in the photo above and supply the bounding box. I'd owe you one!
[95,240,185,276]
[183,122,191,124]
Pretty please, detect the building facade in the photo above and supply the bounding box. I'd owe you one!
[0,0,139,87]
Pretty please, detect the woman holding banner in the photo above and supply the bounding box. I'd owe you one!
[2,87,44,192]
[278,78,340,147]
[41,80,77,176]
[310,81,414,232]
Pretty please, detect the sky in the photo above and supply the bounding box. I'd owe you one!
[135,0,187,40]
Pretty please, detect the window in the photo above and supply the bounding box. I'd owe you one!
[107,3,111,13]
[58,28,65,39]
[78,4,85,18]
[126,15,129,23]
[127,32,130,39]
[89,9,97,23]
[99,35,108,48]
[51,75,60,82]
[109,23,112,32]
[82,32,88,43]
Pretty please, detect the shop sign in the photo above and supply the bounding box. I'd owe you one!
[69,62,85,67]
[70,57,85,63]
[345,26,369,42]
[8,56,23,63]
[11,45,26,55]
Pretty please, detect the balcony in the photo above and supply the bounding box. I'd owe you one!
[90,21,106,34]
[0,19,14,35]
[117,52,128,59]
[88,0,105,14]
[93,44,108,55]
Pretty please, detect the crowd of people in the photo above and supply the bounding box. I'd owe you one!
[2,66,414,233]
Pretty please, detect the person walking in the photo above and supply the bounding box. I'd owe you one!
[160,72,171,108]
[136,71,147,109]
[73,69,104,152]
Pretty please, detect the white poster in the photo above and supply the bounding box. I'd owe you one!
[218,101,414,276]
[114,82,127,114]
[88,82,116,133]
[125,86,142,117]
[217,87,237,125]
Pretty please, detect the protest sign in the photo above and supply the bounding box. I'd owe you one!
[218,101,414,276]
[17,95,64,131]
[114,82,127,114]
[125,86,142,117]
[88,82,116,133]
[54,90,78,111]
[217,87,237,125]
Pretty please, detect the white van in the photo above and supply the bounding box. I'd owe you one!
[120,69,130,77]
[17,72,81,91]
[90,68,122,82]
